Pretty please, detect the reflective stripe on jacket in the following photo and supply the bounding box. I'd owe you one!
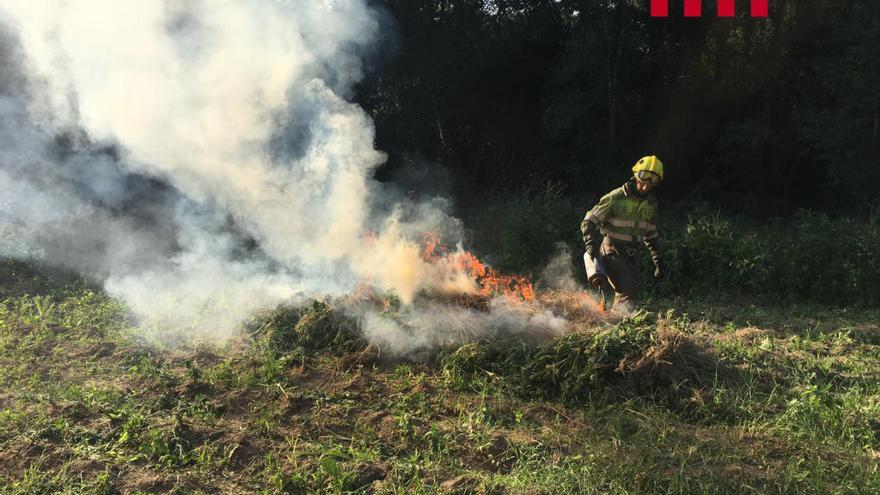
[583,181,658,243]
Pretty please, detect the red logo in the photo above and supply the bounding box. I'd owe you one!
[651,0,768,17]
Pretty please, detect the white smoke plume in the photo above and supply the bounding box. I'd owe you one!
[0,0,577,347]
[358,298,568,360]
[540,243,582,292]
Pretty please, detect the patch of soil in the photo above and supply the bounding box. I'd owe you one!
[287,367,326,388]
[349,461,387,490]
[48,400,89,421]
[0,437,64,476]
[280,394,314,416]
[66,458,106,476]
[306,408,360,439]
[308,366,376,396]
[219,389,264,419]
[221,431,262,469]
[336,343,381,369]
[175,348,223,366]
[70,342,118,360]
[456,432,515,473]
[376,414,399,442]
[616,327,722,388]
[439,474,480,493]
[363,411,427,449]
[121,472,174,494]
[174,379,213,397]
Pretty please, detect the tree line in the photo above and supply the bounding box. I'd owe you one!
[357,0,879,218]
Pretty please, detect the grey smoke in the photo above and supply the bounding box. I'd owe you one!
[0,0,579,348]
[540,242,581,292]
[355,298,568,360]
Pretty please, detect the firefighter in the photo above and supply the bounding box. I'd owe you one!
[580,156,667,311]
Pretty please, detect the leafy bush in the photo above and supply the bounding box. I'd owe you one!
[655,210,880,305]
[659,210,771,296]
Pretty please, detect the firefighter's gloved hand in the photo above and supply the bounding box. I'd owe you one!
[654,259,667,280]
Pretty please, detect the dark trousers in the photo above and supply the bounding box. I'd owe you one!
[600,240,641,310]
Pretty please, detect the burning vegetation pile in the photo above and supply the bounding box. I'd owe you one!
[244,282,719,409]
[246,300,366,357]
[350,230,540,311]
[310,232,588,359]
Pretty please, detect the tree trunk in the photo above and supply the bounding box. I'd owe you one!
[874,0,879,163]
[874,92,878,161]
[607,0,626,149]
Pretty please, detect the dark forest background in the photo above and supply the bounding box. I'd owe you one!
[356,0,879,218]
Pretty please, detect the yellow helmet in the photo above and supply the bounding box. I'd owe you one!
[632,155,664,184]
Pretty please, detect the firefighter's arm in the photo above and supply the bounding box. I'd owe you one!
[581,196,612,258]
[644,235,666,279]
[581,213,601,258]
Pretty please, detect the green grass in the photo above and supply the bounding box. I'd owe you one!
[0,259,878,494]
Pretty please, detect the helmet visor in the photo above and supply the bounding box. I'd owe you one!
[635,170,661,185]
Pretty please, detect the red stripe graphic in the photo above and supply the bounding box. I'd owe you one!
[717,0,735,17]
[650,0,669,17]
[751,0,768,17]
[684,0,702,17]
[651,0,768,18]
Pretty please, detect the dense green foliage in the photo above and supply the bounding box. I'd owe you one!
[657,210,880,305]
[361,0,879,216]
[462,190,880,305]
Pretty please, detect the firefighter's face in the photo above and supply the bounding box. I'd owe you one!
[636,180,656,194]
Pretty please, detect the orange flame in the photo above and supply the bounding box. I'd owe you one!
[421,234,536,302]
[574,290,606,314]
[352,230,538,306]
[420,231,444,263]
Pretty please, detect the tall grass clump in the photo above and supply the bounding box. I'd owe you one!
[441,312,716,405]
[247,300,365,355]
